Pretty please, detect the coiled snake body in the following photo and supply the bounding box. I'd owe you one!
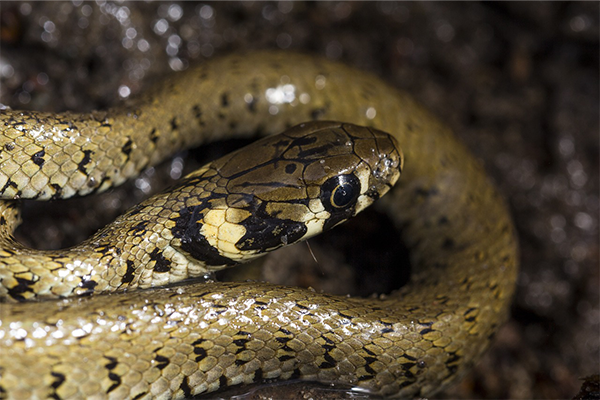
[0,52,518,399]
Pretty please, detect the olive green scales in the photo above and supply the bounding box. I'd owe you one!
[0,52,518,399]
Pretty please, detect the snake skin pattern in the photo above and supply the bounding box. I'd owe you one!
[0,51,519,399]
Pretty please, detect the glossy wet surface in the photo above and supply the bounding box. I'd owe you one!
[1,2,597,398]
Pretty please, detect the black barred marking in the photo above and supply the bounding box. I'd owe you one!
[294,303,310,312]
[1,248,15,256]
[104,356,118,370]
[50,183,63,200]
[0,216,5,225]
[321,344,336,353]
[79,279,98,292]
[121,260,136,284]
[321,335,335,346]
[150,248,170,272]
[447,352,461,364]
[292,141,335,160]
[4,142,15,151]
[4,202,18,211]
[319,353,337,369]
[190,290,212,299]
[338,311,354,320]
[171,117,179,131]
[403,369,416,379]
[279,328,293,335]
[219,376,227,388]
[86,175,110,193]
[7,277,36,302]
[381,327,394,334]
[364,363,377,375]
[278,354,294,361]
[154,354,169,370]
[275,336,292,344]
[253,300,268,310]
[253,369,263,382]
[290,368,302,380]
[107,372,121,393]
[363,346,376,356]
[233,338,249,347]
[149,128,159,143]
[172,204,237,267]
[210,304,229,315]
[194,346,207,362]
[364,356,377,364]
[291,135,318,147]
[50,371,65,389]
[77,150,93,174]
[130,221,149,235]
[1,178,18,194]
[132,393,147,400]
[32,149,45,166]
[121,138,133,156]
[192,105,202,119]
[192,105,205,127]
[464,307,477,322]
[179,377,192,398]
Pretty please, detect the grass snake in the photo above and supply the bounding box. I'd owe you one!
[0,51,519,399]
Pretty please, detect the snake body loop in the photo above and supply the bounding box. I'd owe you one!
[0,51,518,399]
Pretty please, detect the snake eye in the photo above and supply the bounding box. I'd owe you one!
[321,174,361,211]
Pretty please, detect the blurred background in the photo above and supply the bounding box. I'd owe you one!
[1,2,598,398]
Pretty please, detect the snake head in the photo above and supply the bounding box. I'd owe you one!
[171,121,402,268]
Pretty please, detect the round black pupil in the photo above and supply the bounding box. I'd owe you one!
[332,183,354,208]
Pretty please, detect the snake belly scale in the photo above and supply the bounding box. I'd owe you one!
[0,51,518,399]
